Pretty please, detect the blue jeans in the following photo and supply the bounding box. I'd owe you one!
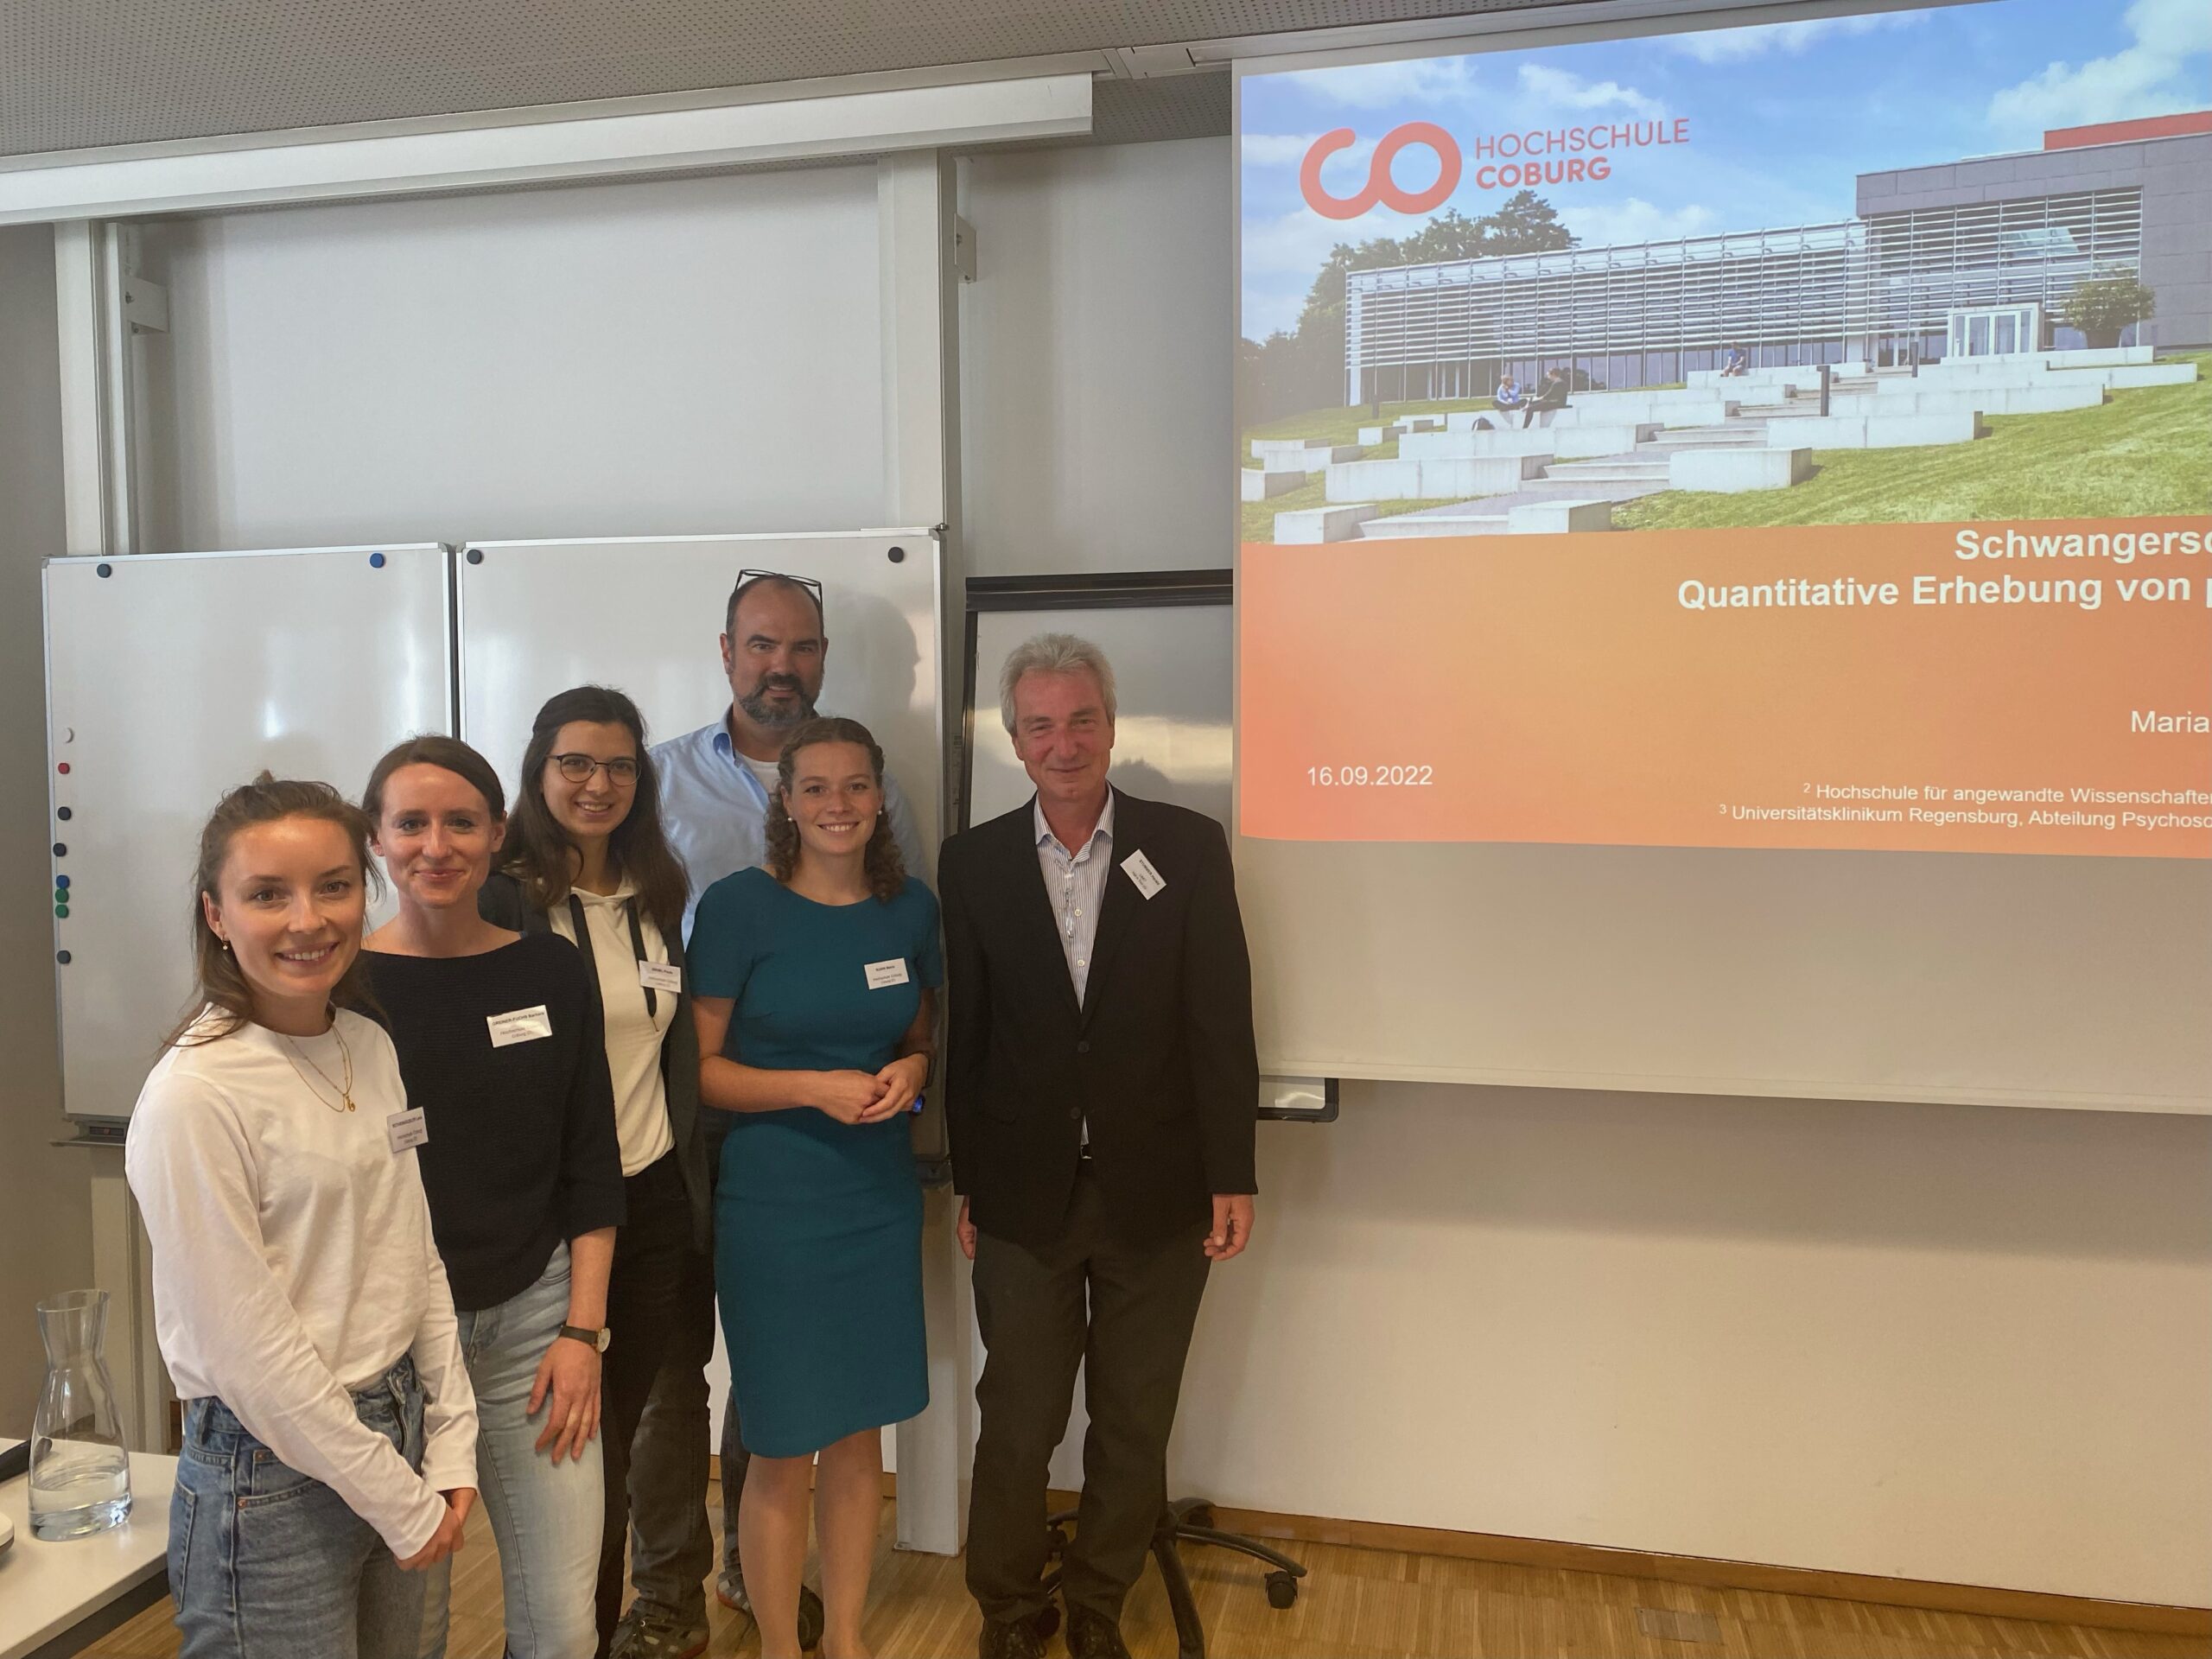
[419,1244,602,1659]
[168,1357,429,1659]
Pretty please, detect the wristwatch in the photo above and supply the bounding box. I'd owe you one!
[557,1324,611,1353]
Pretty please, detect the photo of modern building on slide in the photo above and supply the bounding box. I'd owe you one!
[1237,2,2210,541]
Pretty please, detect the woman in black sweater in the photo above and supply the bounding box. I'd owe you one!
[361,734,624,1659]
[479,686,713,1659]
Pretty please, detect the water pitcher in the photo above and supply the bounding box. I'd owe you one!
[29,1289,132,1540]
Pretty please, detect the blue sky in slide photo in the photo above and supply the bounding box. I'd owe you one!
[1239,0,2212,339]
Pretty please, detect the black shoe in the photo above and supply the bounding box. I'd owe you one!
[976,1605,1058,1659]
[716,1567,826,1650]
[1065,1605,1132,1659]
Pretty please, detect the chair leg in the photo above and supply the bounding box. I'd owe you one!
[1174,1525,1307,1579]
[1150,1521,1207,1659]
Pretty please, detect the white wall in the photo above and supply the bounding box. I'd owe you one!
[0,224,97,1432]
[138,166,887,551]
[958,137,2212,1608]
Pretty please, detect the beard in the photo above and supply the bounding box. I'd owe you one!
[739,677,817,729]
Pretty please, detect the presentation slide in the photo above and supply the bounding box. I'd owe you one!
[1236,0,2211,858]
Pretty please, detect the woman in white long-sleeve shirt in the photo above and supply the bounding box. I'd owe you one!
[125,775,480,1659]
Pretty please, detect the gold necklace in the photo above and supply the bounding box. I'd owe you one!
[282,1024,356,1114]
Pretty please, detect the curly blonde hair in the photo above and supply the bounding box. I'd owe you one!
[762,717,906,903]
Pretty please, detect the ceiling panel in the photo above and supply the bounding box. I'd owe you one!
[2,0,1581,158]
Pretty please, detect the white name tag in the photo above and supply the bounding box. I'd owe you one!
[385,1108,429,1154]
[639,961,683,994]
[864,958,912,990]
[486,1005,553,1047]
[1121,850,1166,900]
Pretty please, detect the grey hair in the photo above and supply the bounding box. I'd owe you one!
[998,632,1117,734]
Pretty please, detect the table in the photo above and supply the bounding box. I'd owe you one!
[0,1440,175,1659]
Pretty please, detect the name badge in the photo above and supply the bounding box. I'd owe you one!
[639,961,683,994]
[385,1108,429,1154]
[864,958,912,990]
[486,1005,553,1047]
[1121,850,1166,900]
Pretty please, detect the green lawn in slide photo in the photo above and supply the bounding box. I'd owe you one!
[1614,353,2212,530]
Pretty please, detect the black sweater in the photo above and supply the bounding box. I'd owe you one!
[364,933,626,1311]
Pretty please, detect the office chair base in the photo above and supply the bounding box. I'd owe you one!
[1045,1497,1310,1659]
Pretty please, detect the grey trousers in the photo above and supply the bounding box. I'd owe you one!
[964,1166,1211,1628]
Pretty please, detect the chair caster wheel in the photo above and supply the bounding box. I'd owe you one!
[1036,1605,1062,1642]
[1181,1502,1215,1529]
[1265,1571,1299,1610]
[1046,1524,1070,1557]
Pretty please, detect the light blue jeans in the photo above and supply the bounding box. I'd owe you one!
[168,1356,429,1659]
[418,1243,602,1659]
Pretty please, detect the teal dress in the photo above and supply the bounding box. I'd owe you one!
[689,867,940,1457]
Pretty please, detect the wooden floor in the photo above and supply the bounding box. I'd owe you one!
[100,1484,2205,1659]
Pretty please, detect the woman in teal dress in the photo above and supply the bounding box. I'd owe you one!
[689,715,938,1659]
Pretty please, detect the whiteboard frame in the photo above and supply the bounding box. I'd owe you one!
[957,569,1233,832]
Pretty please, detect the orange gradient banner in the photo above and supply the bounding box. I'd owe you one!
[1237,518,2212,856]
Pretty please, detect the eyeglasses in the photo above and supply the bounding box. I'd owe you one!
[736,569,826,620]
[550,753,639,786]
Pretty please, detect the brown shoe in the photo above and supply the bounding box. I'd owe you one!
[1065,1605,1133,1659]
[976,1606,1059,1659]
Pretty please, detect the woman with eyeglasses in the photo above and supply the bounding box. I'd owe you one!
[479,686,713,1659]
[359,734,624,1659]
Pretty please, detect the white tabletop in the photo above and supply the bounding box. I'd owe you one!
[0,1440,175,1659]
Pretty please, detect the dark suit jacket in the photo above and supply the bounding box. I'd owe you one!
[479,870,710,1254]
[940,789,1258,1252]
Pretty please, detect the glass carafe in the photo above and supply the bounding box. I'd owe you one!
[29,1289,132,1540]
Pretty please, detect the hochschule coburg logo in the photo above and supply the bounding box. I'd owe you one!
[1300,117,1692,220]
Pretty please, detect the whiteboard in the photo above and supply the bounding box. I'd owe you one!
[454,531,944,867]
[44,545,454,1120]
[964,582,1232,832]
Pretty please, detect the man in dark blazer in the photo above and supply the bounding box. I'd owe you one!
[941,633,1260,1659]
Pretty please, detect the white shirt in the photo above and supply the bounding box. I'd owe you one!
[1035,791,1115,1006]
[1037,793,1115,1147]
[548,878,677,1176]
[125,1010,478,1557]
[736,752,781,797]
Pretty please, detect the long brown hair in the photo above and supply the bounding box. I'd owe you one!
[763,717,905,903]
[502,685,689,936]
[165,774,384,1048]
